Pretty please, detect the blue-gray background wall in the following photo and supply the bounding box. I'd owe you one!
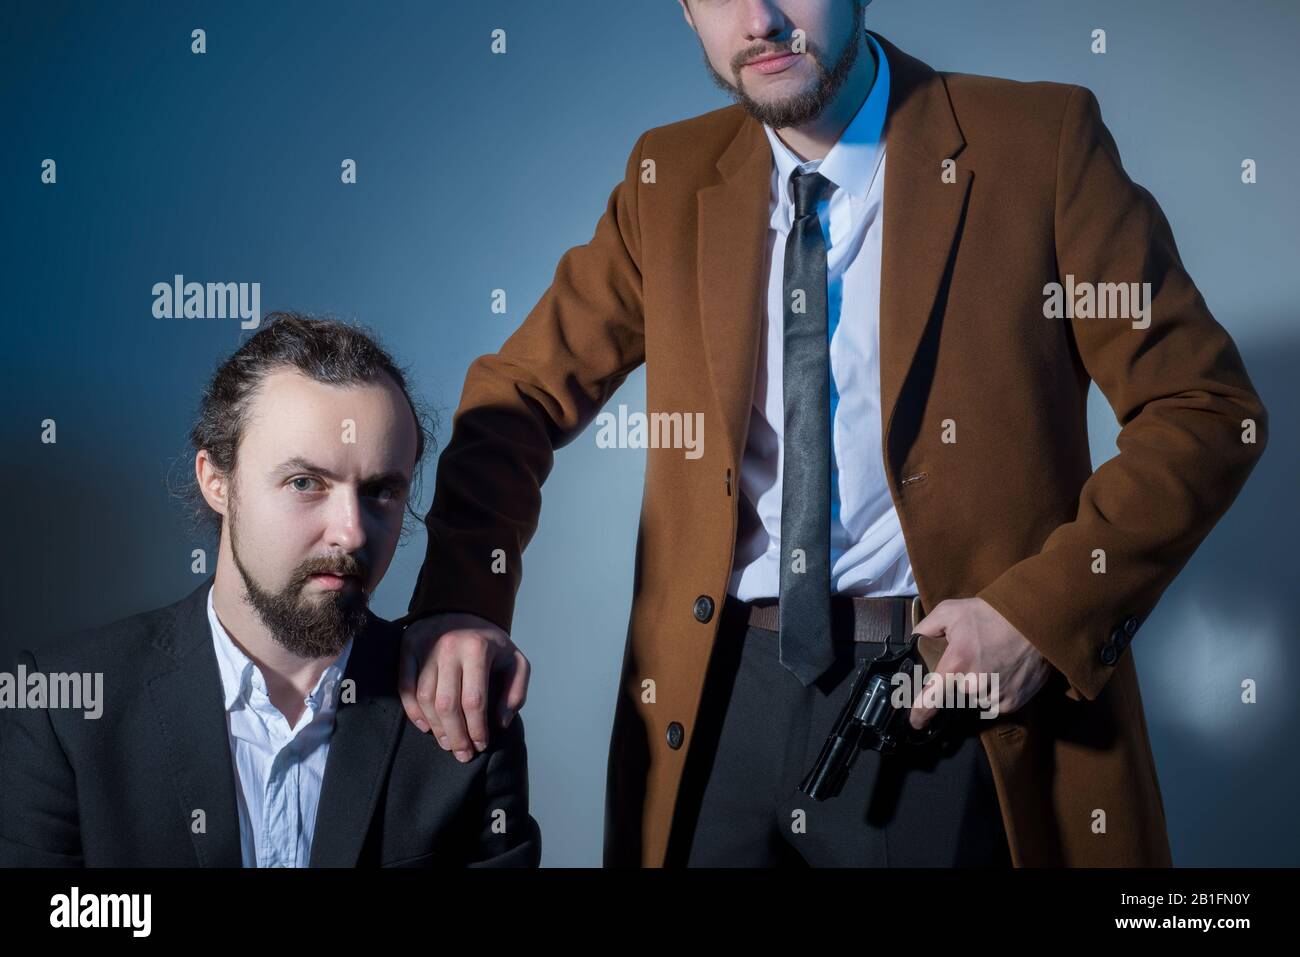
[2,0,1295,866]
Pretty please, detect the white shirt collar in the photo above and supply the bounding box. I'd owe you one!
[207,585,353,716]
[762,31,890,209]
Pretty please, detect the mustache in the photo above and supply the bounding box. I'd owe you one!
[294,554,368,585]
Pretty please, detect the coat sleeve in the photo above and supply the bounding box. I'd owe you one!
[405,131,651,634]
[976,85,1268,702]
[0,650,85,866]
[465,714,542,867]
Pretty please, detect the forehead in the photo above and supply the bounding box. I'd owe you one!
[239,368,417,472]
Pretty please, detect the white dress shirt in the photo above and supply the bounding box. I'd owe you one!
[207,586,352,868]
[729,32,918,600]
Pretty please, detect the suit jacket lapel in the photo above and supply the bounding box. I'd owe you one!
[308,615,404,867]
[697,31,970,472]
[145,577,244,867]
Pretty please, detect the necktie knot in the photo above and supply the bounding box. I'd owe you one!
[791,169,834,220]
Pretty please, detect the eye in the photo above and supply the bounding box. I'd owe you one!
[289,476,322,492]
[372,485,403,504]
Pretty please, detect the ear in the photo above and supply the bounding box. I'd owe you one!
[195,449,231,519]
[677,0,696,30]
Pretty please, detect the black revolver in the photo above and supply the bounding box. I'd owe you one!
[799,632,947,801]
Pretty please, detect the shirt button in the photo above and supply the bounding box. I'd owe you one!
[693,595,714,623]
[666,722,685,749]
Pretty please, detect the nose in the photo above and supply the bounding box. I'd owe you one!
[323,486,367,555]
[742,0,784,41]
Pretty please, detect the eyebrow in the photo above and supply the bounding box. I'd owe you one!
[274,456,410,490]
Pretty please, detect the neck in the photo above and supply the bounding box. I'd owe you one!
[211,539,340,723]
[773,35,878,163]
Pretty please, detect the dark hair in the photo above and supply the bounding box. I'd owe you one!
[178,311,436,537]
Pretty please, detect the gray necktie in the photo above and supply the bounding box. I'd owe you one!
[778,168,836,686]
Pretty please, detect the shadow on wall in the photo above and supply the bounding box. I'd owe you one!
[1127,329,1296,866]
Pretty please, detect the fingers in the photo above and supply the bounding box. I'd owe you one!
[413,653,444,743]
[908,670,979,729]
[398,648,430,734]
[908,644,964,730]
[909,672,938,729]
[398,616,527,759]
[910,656,1003,729]
[460,644,491,754]
[497,650,530,728]
[434,660,475,763]
[399,624,433,733]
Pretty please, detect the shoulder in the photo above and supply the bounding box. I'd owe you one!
[941,70,1084,142]
[617,102,754,185]
[339,612,403,697]
[638,102,751,156]
[16,586,202,674]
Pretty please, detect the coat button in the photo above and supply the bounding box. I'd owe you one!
[693,595,714,623]
[1110,627,1130,651]
[666,722,685,749]
[1100,643,1119,666]
[1123,615,1139,637]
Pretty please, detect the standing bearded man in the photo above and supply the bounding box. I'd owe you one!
[397,1,1267,867]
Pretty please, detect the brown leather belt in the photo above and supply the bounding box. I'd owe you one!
[745,595,924,645]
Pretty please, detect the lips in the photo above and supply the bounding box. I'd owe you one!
[746,50,793,65]
[308,572,361,589]
[743,50,801,75]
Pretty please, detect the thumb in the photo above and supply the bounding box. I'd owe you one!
[911,600,952,638]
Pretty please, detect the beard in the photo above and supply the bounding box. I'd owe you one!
[227,486,371,659]
[701,1,866,128]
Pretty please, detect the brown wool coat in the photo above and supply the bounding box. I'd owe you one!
[408,32,1268,867]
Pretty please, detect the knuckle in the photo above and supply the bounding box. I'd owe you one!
[449,631,487,657]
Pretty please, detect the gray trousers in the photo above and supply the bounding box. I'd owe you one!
[669,595,1013,867]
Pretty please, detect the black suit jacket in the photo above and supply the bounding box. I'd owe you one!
[0,578,541,867]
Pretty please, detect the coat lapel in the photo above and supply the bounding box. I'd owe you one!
[145,577,244,867]
[698,117,773,468]
[871,32,970,453]
[308,615,405,867]
[696,31,970,470]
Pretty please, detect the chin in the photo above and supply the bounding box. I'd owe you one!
[749,75,814,99]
